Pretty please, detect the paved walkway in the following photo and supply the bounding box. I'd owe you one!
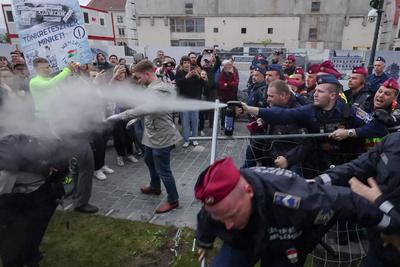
[64,122,249,229]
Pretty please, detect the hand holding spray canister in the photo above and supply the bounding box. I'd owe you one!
[224,101,242,136]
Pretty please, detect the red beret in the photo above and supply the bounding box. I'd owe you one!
[194,157,240,206]
[307,64,320,74]
[382,78,399,91]
[319,60,341,79]
[294,67,304,75]
[286,78,305,88]
[352,66,368,77]
[287,55,296,62]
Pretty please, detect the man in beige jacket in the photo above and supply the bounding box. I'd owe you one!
[111,60,182,213]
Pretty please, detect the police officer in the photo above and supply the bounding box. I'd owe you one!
[266,64,285,86]
[366,56,389,94]
[345,66,372,111]
[243,66,268,168]
[240,74,388,171]
[305,64,320,102]
[363,78,400,149]
[195,157,400,267]
[283,55,296,76]
[246,66,267,108]
[314,131,400,267]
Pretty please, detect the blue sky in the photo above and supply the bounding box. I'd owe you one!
[0,0,91,29]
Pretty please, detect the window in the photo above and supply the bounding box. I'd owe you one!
[185,3,193,15]
[398,29,400,38]
[117,15,123,24]
[268,28,273,34]
[194,18,204,32]
[83,12,89,24]
[185,19,194,32]
[311,2,320,12]
[6,10,14,22]
[213,27,219,33]
[100,18,105,26]
[118,28,125,36]
[170,18,204,32]
[241,28,247,34]
[309,28,318,40]
[171,39,205,47]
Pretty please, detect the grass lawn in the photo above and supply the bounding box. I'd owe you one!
[40,211,207,267]
[40,212,312,267]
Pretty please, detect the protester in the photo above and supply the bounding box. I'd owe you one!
[108,60,182,213]
[176,56,204,147]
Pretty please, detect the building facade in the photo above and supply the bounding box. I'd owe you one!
[86,0,137,46]
[2,4,115,46]
[134,0,399,50]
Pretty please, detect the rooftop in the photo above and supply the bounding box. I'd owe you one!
[87,0,127,11]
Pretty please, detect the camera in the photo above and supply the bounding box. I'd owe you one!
[162,61,175,68]
[368,8,378,23]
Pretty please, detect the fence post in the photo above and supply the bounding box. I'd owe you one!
[210,99,220,164]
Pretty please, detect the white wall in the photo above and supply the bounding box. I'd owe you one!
[81,7,114,39]
[204,17,300,48]
[341,17,375,50]
[137,17,171,46]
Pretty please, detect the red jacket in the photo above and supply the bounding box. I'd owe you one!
[217,71,238,103]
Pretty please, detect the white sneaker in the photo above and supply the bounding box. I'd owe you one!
[192,141,199,146]
[94,170,107,180]
[182,142,190,148]
[102,165,114,174]
[117,156,125,166]
[200,131,205,137]
[127,155,139,163]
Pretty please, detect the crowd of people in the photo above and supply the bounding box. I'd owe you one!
[0,47,400,267]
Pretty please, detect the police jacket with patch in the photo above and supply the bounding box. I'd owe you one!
[257,100,388,138]
[247,81,267,107]
[196,167,399,265]
[344,87,372,112]
[315,132,400,266]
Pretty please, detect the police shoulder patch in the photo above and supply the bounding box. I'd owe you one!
[273,192,301,209]
[313,208,335,225]
[355,107,372,123]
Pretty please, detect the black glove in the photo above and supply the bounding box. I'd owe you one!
[373,109,396,125]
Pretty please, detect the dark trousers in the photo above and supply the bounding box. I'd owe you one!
[205,89,217,127]
[113,120,133,157]
[143,145,179,203]
[0,182,61,267]
[91,129,110,171]
[199,111,205,131]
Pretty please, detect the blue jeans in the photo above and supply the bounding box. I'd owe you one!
[180,111,199,142]
[143,145,179,203]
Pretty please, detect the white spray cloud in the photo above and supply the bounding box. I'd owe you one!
[0,77,226,140]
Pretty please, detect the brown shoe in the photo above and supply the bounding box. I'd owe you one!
[155,201,179,213]
[140,186,161,195]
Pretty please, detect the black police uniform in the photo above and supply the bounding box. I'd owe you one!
[0,134,69,267]
[315,132,400,266]
[344,87,373,112]
[196,167,399,267]
[366,72,389,94]
[262,94,310,172]
[257,100,388,171]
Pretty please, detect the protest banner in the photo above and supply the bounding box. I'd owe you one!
[11,0,92,74]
